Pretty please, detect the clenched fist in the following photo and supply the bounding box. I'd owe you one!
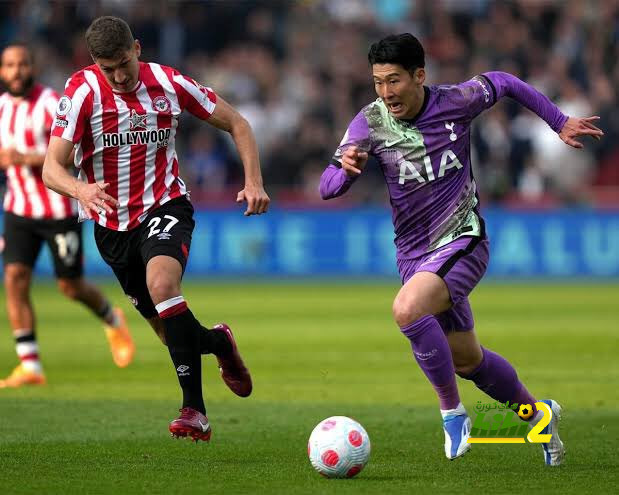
[341,146,369,177]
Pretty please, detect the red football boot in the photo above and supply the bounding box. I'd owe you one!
[212,323,252,397]
[169,407,212,442]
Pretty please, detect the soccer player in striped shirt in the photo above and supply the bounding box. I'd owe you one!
[320,34,603,465]
[0,43,135,388]
[43,17,270,442]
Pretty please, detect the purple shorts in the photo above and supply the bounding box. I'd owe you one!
[397,236,489,333]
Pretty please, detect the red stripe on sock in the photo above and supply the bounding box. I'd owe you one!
[158,302,188,319]
[20,354,40,361]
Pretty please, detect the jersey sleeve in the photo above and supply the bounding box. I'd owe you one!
[43,90,60,143]
[450,75,497,120]
[330,110,372,165]
[171,70,217,120]
[451,72,568,131]
[482,71,568,132]
[320,110,371,199]
[50,72,94,144]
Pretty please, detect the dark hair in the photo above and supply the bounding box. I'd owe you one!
[0,42,34,66]
[85,16,134,59]
[368,33,425,72]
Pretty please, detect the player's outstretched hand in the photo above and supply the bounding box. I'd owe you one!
[341,145,369,177]
[559,116,604,149]
[236,184,270,216]
[76,181,119,219]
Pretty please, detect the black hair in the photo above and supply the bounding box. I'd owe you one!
[0,42,34,66]
[368,33,425,72]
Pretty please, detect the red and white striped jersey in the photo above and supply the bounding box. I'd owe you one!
[0,84,77,219]
[51,62,217,231]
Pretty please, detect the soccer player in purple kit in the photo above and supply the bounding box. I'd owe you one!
[320,34,603,465]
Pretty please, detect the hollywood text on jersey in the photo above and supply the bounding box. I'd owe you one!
[102,128,171,148]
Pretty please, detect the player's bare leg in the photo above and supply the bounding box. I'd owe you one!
[147,255,209,441]
[449,329,564,465]
[393,271,470,459]
[57,277,134,368]
[0,263,46,388]
[146,255,249,441]
[4,263,35,331]
[446,330,482,376]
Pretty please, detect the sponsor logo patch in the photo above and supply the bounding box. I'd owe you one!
[56,96,72,116]
[102,128,171,148]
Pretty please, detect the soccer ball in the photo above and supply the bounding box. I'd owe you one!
[518,403,534,420]
[307,416,371,478]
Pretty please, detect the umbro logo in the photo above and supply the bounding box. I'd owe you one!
[177,365,190,376]
[157,232,172,240]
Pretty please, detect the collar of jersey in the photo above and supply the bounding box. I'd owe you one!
[111,79,142,94]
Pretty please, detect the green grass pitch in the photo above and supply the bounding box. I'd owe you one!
[0,281,617,494]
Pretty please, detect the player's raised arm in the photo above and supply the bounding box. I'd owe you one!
[172,72,268,215]
[204,96,269,216]
[319,146,368,200]
[320,110,371,200]
[463,71,603,148]
[43,136,117,219]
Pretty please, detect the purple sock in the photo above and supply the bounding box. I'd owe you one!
[400,315,460,410]
[460,347,538,416]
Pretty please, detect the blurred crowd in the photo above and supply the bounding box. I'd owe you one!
[1,0,617,207]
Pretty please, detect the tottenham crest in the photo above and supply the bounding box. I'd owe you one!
[152,95,171,113]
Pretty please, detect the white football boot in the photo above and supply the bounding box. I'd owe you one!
[441,403,471,460]
[538,399,564,466]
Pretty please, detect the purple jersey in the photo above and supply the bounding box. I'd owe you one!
[320,71,568,259]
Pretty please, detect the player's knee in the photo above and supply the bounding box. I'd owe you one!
[4,265,31,291]
[392,296,425,327]
[454,356,483,378]
[57,278,82,300]
[147,276,180,306]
